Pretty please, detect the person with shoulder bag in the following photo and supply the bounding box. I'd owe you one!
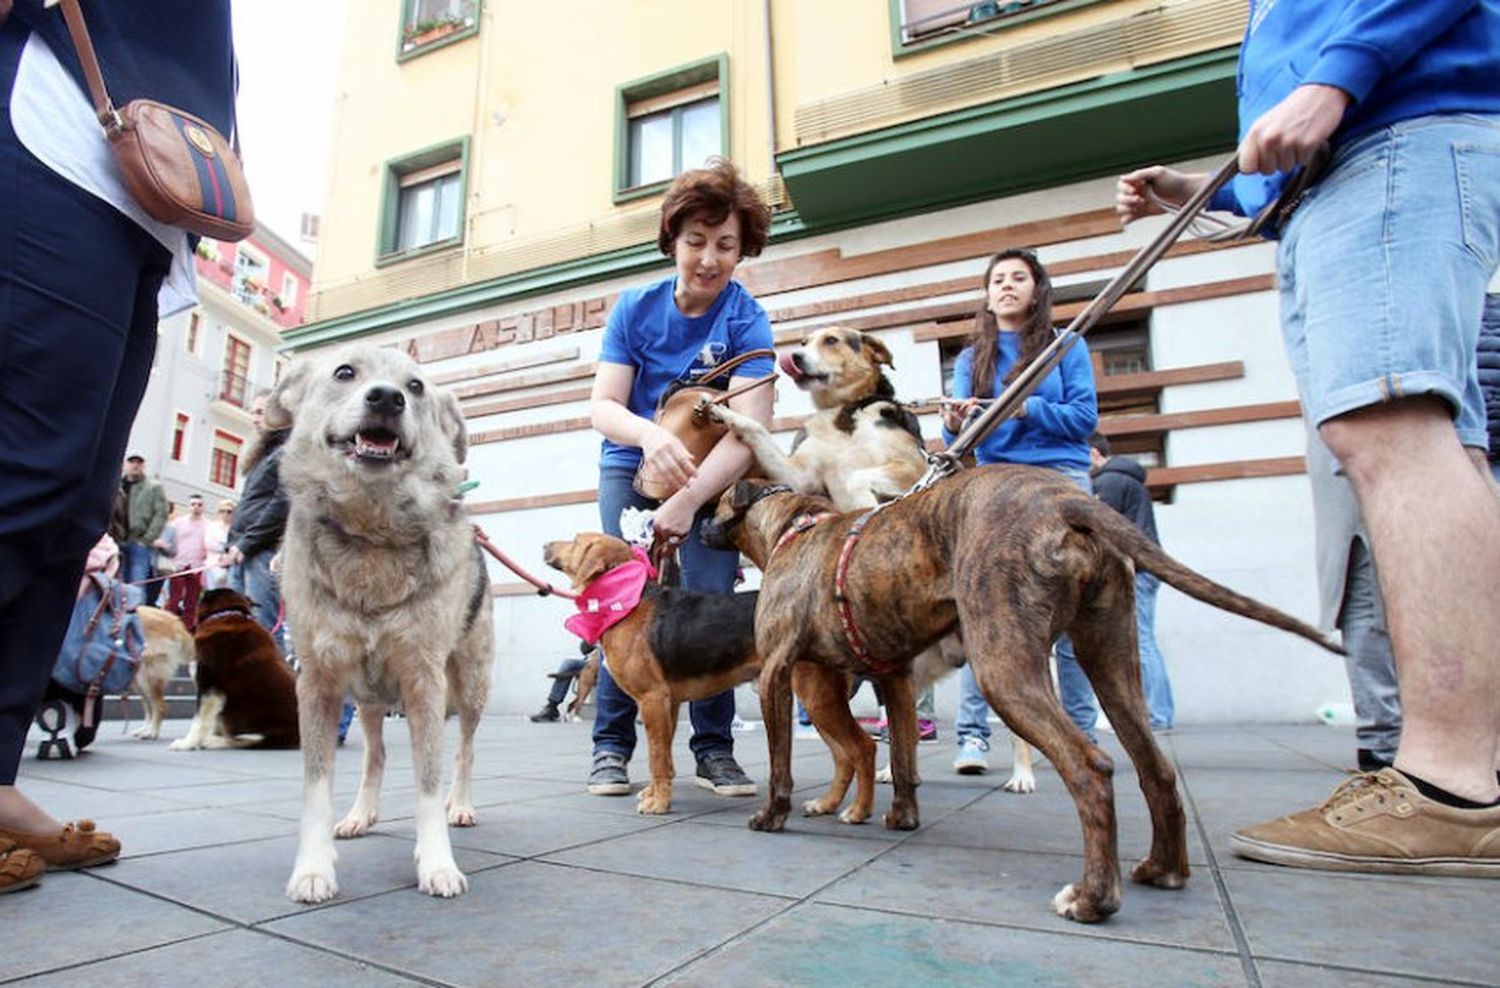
[584,158,776,799]
[0,0,240,890]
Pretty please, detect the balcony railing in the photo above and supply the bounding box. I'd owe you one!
[217,370,253,409]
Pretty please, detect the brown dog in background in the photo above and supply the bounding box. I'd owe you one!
[544,533,880,821]
[131,606,194,740]
[169,588,299,751]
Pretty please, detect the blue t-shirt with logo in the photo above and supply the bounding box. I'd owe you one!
[597,276,775,470]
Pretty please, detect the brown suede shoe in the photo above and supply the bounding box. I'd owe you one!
[0,838,46,893]
[0,820,121,871]
[1230,769,1500,877]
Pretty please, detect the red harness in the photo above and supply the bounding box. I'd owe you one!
[769,504,899,677]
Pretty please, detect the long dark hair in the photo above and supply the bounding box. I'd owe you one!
[967,248,1054,398]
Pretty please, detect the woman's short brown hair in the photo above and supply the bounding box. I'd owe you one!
[657,157,771,258]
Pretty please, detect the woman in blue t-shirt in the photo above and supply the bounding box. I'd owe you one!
[940,248,1101,775]
[584,159,775,799]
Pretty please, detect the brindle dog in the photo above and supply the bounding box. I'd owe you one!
[705,468,1341,923]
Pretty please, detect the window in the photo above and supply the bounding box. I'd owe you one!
[399,0,479,58]
[220,335,252,408]
[185,311,201,354]
[171,413,190,462]
[615,56,727,202]
[378,139,469,262]
[233,244,269,307]
[210,430,244,489]
[894,0,1080,52]
[280,272,299,311]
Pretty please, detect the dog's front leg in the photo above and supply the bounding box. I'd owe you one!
[704,404,815,490]
[168,691,224,751]
[637,693,678,815]
[286,673,344,903]
[749,648,797,832]
[403,667,467,898]
[879,673,921,831]
[336,704,387,838]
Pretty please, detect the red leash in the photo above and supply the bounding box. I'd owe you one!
[473,526,578,600]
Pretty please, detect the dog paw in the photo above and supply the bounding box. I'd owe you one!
[875,764,892,785]
[166,738,196,751]
[801,797,836,816]
[286,869,339,904]
[131,727,159,740]
[418,864,469,898]
[1051,883,1118,924]
[838,805,870,825]
[1130,858,1188,889]
[1002,771,1037,794]
[882,806,920,831]
[334,811,378,839]
[748,805,788,832]
[446,804,478,827]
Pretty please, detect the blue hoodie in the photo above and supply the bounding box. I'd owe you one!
[1211,0,1500,225]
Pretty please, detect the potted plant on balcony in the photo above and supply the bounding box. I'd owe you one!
[403,15,463,49]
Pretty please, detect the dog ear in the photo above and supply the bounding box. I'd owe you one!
[572,536,630,587]
[435,389,468,464]
[861,334,895,369]
[729,480,756,512]
[264,361,311,430]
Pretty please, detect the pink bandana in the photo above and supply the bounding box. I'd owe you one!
[563,546,658,644]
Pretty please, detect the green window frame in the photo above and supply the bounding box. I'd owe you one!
[376,137,471,266]
[613,54,729,205]
[397,0,481,63]
[888,0,1100,57]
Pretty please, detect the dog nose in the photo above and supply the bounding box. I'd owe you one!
[364,385,405,415]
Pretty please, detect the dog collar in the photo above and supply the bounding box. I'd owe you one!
[769,511,837,563]
[198,606,254,625]
[833,503,901,676]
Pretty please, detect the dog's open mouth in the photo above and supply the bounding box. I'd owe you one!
[331,426,407,465]
[780,351,827,387]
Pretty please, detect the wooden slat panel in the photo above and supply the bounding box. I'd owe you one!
[469,416,592,446]
[464,385,592,418]
[1146,456,1306,492]
[452,363,596,400]
[467,489,599,514]
[1100,400,1302,438]
[432,345,580,386]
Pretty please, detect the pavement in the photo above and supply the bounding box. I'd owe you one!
[3,717,1496,988]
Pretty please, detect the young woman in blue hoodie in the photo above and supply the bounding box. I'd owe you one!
[940,248,1100,774]
[1116,0,1500,875]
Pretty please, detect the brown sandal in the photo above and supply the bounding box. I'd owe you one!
[0,837,45,893]
[0,820,121,871]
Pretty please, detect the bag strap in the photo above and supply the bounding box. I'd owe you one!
[56,1,125,138]
[687,348,775,386]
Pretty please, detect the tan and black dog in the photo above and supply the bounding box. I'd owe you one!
[543,533,880,821]
[169,588,300,751]
[705,469,1342,923]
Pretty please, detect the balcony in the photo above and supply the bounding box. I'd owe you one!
[210,370,260,422]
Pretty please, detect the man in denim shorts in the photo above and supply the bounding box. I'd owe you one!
[1115,0,1500,876]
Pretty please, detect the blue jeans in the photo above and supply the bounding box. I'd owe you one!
[591,465,738,763]
[956,464,1100,743]
[238,550,285,654]
[0,17,171,783]
[1341,538,1400,760]
[1136,573,1174,730]
[121,541,155,586]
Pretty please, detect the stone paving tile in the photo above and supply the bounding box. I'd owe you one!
[100,831,514,925]
[111,804,300,858]
[7,774,190,823]
[0,870,228,983]
[8,928,427,988]
[1256,959,1481,988]
[659,901,1247,987]
[542,818,895,899]
[814,840,1235,950]
[1221,866,1500,985]
[262,859,790,987]
[376,797,674,858]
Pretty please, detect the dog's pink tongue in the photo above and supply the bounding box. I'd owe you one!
[777,351,802,381]
[355,433,399,458]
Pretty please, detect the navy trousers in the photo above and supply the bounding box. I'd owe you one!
[0,19,172,783]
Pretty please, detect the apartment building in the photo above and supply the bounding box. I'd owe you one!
[289,0,1349,721]
[129,223,312,507]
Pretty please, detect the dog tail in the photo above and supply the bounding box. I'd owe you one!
[1059,499,1345,657]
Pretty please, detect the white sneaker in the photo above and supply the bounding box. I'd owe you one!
[953,737,989,775]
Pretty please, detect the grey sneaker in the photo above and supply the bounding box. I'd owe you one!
[695,751,756,796]
[587,752,630,795]
[953,737,989,775]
